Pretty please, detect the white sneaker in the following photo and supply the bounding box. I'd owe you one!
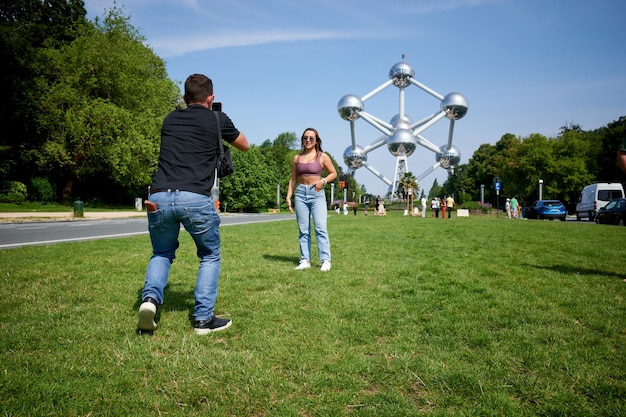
[294,260,311,270]
[137,300,157,331]
[320,261,331,272]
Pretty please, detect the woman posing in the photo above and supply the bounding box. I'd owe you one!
[286,128,337,271]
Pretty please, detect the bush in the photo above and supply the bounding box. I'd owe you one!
[0,181,27,203]
[461,200,493,214]
[28,177,56,202]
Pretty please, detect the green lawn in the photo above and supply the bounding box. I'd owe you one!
[0,212,624,416]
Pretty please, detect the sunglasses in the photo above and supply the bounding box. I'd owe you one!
[303,136,316,142]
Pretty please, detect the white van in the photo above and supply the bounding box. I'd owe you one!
[576,182,625,221]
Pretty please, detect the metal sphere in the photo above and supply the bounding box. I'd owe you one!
[337,94,364,121]
[436,145,461,168]
[441,92,469,120]
[387,128,418,157]
[389,62,414,88]
[389,113,413,127]
[343,145,367,169]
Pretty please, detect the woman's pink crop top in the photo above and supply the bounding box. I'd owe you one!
[295,152,323,177]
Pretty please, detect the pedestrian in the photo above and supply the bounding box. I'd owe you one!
[343,201,349,215]
[364,196,370,216]
[377,197,386,216]
[421,194,428,218]
[431,196,438,217]
[352,202,358,216]
[510,196,518,219]
[441,197,446,219]
[286,127,337,272]
[446,195,455,218]
[505,198,511,219]
[137,74,249,335]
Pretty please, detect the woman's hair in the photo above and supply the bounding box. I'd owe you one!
[300,127,323,153]
[184,74,213,104]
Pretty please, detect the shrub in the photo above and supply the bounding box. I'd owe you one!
[28,177,56,202]
[0,181,27,203]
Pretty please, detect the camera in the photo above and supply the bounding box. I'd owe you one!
[211,102,222,112]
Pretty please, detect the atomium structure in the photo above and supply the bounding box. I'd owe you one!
[338,60,468,197]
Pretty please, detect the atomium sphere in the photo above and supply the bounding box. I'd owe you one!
[441,92,469,120]
[343,145,367,169]
[387,128,418,157]
[389,114,413,127]
[337,94,364,121]
[436,145,461,169]
[389,62,415,88]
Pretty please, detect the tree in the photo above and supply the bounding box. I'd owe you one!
[21,7,179,199]
[0,0,87,178]
[219,145,276,211]
[429,178,442,199]
[398,172,418,200]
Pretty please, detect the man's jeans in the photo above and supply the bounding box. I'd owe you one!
[294,184,331,263]
[142,190,221,321]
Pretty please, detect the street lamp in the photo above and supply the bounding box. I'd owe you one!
[538,179,543,200]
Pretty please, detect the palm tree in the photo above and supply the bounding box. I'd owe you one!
[399,172,418,213]
[399,172,418,199]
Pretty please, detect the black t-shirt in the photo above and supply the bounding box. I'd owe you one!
[151,104,240,196]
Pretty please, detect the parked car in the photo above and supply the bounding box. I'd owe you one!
[595,198,626,226]
[525,200,567,221]
[576,182,625,221]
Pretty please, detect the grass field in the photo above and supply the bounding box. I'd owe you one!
[0,212,624,416]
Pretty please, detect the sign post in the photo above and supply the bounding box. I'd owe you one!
[493,177,501,217]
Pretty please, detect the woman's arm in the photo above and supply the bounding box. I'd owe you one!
[286,155,298,212]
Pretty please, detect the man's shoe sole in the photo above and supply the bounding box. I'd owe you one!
[194,319,232,335]
[137,302,157,331]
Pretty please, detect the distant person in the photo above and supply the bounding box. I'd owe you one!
[375,195,382,216]
[446,195,455,218]
[441,198,446,219]
[421,195,427,218]
[137,73,249,335]
[505,198,511,219]
[286,127,337,272]
[431,196,438,217]
[377,197,386,216]
[343,201,349,215]
[618,137,626,174]
[510,197,519,219]
[364,196,370,215]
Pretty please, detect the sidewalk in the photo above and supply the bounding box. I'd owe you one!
[0,211,146,222]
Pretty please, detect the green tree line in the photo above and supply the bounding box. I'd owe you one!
[437,120,626,212]
[1,1,624,212]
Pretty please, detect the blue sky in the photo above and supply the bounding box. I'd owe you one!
[84,0,626,197]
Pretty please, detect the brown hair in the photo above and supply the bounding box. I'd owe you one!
[184,74,213,104]
[300,127,323,153]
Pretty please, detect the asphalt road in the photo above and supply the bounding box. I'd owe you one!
[0,213,294,250]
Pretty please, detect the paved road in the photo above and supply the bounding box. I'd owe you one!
[0,213,294,250]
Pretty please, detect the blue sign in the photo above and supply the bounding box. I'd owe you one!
[495,182,501,191]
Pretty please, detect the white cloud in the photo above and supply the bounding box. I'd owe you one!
[150,29,364,57]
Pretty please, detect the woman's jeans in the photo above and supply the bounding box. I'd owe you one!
[142,190,221,322]
[294,184,331,263]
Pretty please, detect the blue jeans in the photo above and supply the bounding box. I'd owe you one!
[142,190,221,321]
[294,184,331,263]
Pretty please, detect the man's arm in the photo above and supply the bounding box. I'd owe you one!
[230,133,249,152]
